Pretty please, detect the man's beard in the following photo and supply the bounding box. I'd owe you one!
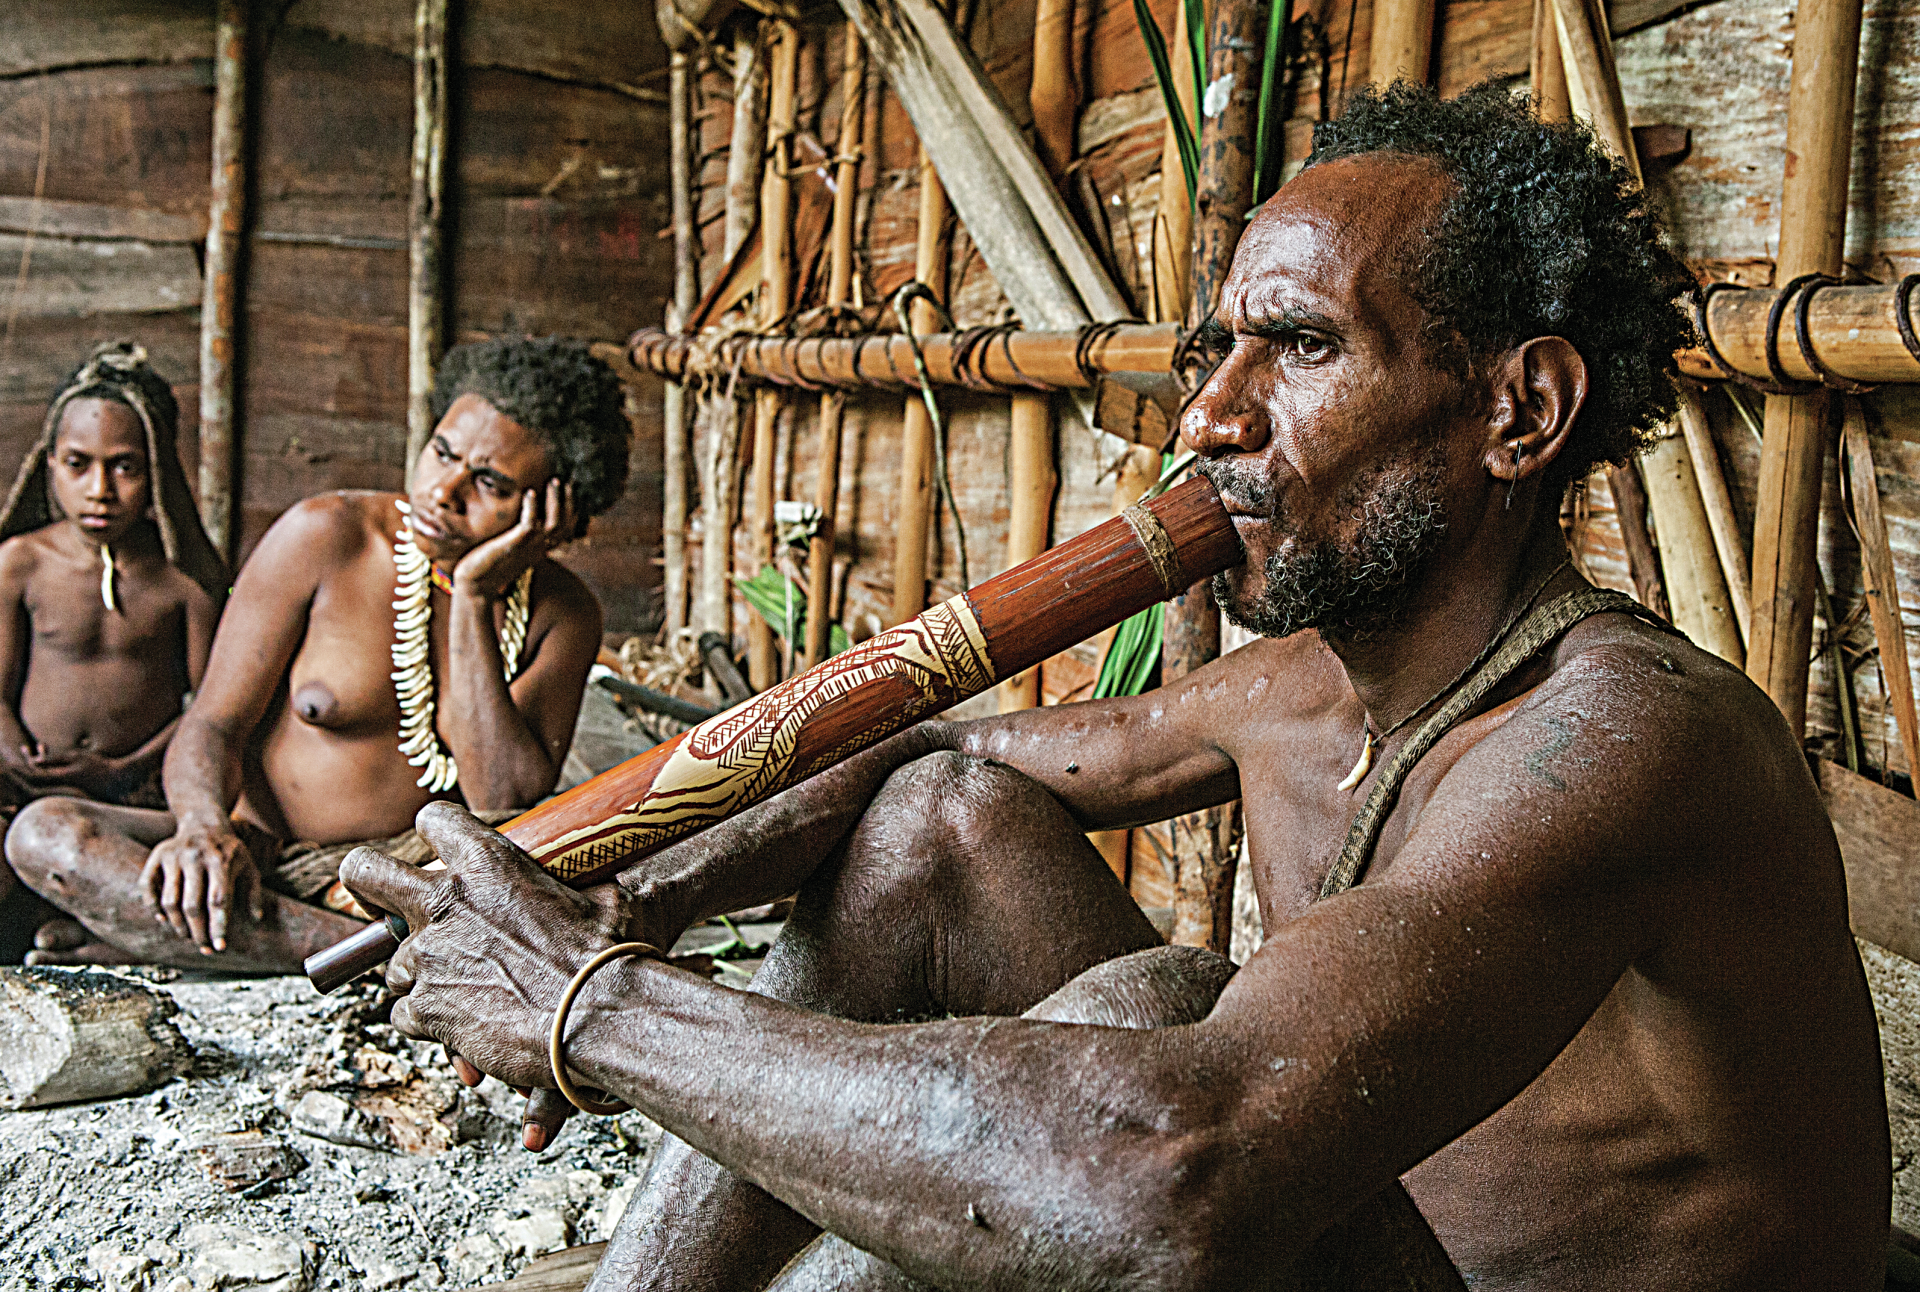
[1201,446,1449,641]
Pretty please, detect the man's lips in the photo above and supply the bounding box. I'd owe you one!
[408,507,452,540]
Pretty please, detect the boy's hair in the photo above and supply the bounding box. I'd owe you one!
[1306,82,1696,494]
[50,342,181,457]
[429,337,632,525]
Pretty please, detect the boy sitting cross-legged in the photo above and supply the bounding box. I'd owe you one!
[0,342,225,960]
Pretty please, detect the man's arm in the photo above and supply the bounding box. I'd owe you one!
[152,499,336,950]
[354,643,1797,1287]
[439,480,601,811]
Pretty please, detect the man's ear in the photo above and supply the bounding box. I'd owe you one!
[1483,336,1586,487]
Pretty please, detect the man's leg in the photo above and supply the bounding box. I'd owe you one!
[587,751,1166,1292]
[5,798,363,971]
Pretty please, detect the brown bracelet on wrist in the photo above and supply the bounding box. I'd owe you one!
[547,941,663,1115]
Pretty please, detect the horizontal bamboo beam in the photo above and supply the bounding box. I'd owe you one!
[628,323,1179,392]
[636,281,1920,396]
[1677,282,1919,385]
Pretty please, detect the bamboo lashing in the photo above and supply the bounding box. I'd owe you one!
[306,476,1244,993]
[1528,0,1570,121]
[1839,400,1920,780]
[801,29,868,671]
[889,154,953,628]
[404,0,449,486]
[748,20,801,690]
[198,0,247,559]
[663,50,698,636]
[1370,0,1435,86]
[1549,0,1741,663]
[1744,0,1864,736]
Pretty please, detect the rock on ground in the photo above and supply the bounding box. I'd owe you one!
[0,972,662,1291]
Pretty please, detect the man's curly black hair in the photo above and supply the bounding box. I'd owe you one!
[430,336,631,525]
[1306,81,1695,495]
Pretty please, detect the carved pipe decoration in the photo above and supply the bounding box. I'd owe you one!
[306,476,1242,992]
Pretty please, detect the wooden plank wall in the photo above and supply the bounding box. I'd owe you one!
[0,0,674,635]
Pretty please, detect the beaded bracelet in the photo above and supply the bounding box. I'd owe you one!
[548,941,662,1115]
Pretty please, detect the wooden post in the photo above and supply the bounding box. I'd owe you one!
[1030,0,1076,180]
[663,50,698,636]
[199,0,248,561]
[888,154,952,627]
[803,28,867,670]
[404,0,449,486]
[1675,394,1751,641]
[747,21,800,690]
[1153,0,1195,325]
[724,25,768,264]
[1369,0,1434,86]
[1166,0,1263,956]
[1549,0,1739,657]
[1745,0,1863,736]
[1839,400,1920,780]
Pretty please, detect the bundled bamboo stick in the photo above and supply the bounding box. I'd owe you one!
[663,51,698,635]
[802,29,868,670]
[1839,401,1919,780]
[1744,0,1864,736]
[1370,0,1435,86]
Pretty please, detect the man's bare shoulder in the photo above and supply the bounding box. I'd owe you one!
[1210,629,1353,720]
[532,557,600,627]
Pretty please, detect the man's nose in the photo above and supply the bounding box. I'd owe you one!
[1179,358,1271,460]
[426,467,465,510]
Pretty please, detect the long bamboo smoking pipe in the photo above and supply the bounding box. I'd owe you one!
[306,476,1241,992]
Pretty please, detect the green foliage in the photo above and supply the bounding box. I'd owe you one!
[735,565,851,657]
[1093,603,1165,700]
[1134,0,1198,204]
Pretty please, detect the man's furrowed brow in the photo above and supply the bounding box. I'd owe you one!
[1241,304,1341,338]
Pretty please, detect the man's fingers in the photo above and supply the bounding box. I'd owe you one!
[339,845,434,928]
[158,861,189,939]
[522,1088,574,1152]
[389,994,425,1039]
[451,1054,484,1086]
[140,851,164,913]
[415,800,533,884]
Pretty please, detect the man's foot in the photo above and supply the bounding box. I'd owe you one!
[24,917,133,965]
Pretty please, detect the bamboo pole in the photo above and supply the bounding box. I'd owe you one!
[1839,400,1920,779]
[1030,0,1077,180]
[199,0,248,560]
[1675,394,1751,641]
[1152,0,1195,325]
[1165,0,1261,957]
[663,50,698,636]
[699,24,770,663]
[888,155,952,628]
[803,28,867,670]
[404,0,449,486]
[1549,0,1738,658]
[997,396,1058,711]
[1369,0,1435,86]
[747,20,800,690]
[1744,0,1863,736]
[1529,0,1570,121]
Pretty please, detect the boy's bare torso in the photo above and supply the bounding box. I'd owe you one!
[1197,615,1887,1289]
[0,525,196,765]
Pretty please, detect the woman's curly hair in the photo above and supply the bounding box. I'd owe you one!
[431,336,631,524]
[1307,81,1695,494]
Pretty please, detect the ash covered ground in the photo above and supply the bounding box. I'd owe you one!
[0,926,770,1292]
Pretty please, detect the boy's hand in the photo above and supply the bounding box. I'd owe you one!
[452,478,574,601]
[143,824,265,954]
[16,745,122,798]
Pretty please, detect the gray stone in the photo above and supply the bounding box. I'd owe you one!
[88,1241,157,1292]
[192,1131,308,1192]
[180,1224,313,1292]
[287,1090,383,1150]
[443,1233,506,1285]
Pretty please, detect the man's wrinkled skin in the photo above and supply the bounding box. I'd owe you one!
[348,155,1890,1290]
[5,395,602,971]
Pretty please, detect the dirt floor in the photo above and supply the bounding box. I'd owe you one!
[0,921,773,1292]
[4,929,1918,1291]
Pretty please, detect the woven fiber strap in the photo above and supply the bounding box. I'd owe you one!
[1319,587,1676,900]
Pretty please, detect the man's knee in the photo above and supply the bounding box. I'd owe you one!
[869,750,1054,858]
[1024,945,1236,1030]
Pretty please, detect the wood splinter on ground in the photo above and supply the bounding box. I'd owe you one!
[0,967,192,1110]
